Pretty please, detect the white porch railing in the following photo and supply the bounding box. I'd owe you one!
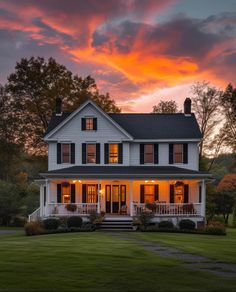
[28,207,41,222]
[132,203,202,216]
[46,203,98,217]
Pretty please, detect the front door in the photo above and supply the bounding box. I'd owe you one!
[105,185,126,214]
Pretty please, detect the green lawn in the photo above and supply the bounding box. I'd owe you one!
[0,231,236,292]
[131,228,236,264]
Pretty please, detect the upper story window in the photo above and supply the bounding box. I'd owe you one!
[173,144,183,163]
[144,144,154,163]
[109,144,118,163]
[81,117,97,131]
[87,144,96,163]
[61,143,70,163]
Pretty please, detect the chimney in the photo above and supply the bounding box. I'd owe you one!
[55,96,62,116]
[184,98,191,115]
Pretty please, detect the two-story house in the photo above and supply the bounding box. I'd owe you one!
[30,98,211,225]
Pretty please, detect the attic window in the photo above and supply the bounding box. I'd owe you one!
[81,117,97,131]
[86,118,94,130]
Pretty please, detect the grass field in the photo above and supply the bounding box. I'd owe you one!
[0,230,236,292]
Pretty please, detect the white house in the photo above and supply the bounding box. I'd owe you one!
[29,98,211,225]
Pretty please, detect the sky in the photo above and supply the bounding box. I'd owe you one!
[0,0,235,112]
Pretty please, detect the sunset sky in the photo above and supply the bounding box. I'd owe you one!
[0,0,235,112]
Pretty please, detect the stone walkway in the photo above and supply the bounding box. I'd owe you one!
[0,230,17,235]
[110,232,236,278]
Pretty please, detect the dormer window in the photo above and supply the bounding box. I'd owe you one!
[81,117,97,131]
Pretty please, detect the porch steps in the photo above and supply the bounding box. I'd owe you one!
[99,218,133,231]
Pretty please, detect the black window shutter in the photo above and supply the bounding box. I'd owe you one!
[169,144,173,164]
[93,118,97,130]
[118,143,123,164]
[183,143,188,164]
[104,143,109,164]
[140,144,144,164]
[71,184,76,203]
[169,184,174,203]
[43,186,46,206]
[57,184,62,203]
[140,185,145,203]
[184,184,189,203]
[96,143,100,164]
[154,185,159,201]
[82,184,87,203]
[71,143,75,164]
[81,118,86,130]
[57,143,61,164]
[82,143,86,164]
[154,144,159,164]
[199,185,202,203]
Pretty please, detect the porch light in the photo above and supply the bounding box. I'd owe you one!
[145,180,148,183]
[72,180,77,183]
[151,180,155,183]
[79,180,81,183]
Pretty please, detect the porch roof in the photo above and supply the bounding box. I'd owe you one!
[40,166,212,179]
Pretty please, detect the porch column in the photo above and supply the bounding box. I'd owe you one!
[45,179,49,217]
[97,180,101,214]
[201,179,206,220]
[130,180,133,217]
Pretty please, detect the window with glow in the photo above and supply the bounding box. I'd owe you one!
[144,185,155,203]
[62,186,70,203]
[87,185,97,203]
[174,185,184,203]
[144,144,154,163]
[87,144,96,163]
[173,144,183,163]
[62,144,70,163]
[85,118,94,130]
[109,144,118,163]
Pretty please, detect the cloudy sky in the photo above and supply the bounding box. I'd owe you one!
[0,0,235,112]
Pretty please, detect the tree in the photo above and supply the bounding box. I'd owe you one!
[191,81,222,158]
[6,57,120,153]
[221,83,236,152]
[213,192,235,224]
[153,100,179,113]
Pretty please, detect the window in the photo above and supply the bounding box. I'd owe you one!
[173,144,183,163]
[144,144,154,163]
[62,186,70,203]
[144,185,155,203]
[109,144,118,163]
[61,144,70,163]
[174,185,184,203]
[85,118,94,130]
[87,185,97,203]
[87,144,96,163]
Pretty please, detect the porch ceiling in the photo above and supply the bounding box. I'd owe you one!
[40,166,212,180]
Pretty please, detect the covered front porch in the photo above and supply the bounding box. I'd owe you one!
[31,177,206,221]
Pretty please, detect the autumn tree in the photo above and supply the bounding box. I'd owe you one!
[191,81,222,158]
[153,100,179,113]
[6,57,120,153]
[221,83,236,152]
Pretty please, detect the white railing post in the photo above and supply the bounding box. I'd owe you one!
[201,180,206,220]
[97,180,101,214]
[130,180,133,217]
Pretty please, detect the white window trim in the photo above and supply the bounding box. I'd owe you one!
[61,143,71,164]
[144,144,154,164]
[173,144,183,164]
[86,143,96,164]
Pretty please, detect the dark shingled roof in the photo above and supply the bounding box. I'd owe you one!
[45,112,202,139]
[41,166,211,179]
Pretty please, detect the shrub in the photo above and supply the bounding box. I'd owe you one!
[179,219,196,230]
[67,216,83,228]
[204,223,226,235]
[158,220,174,229]
[89,211,104,224]
[211,216,225,224]
[24,221,43,236]
[65,204,77,212]
[136,211,154,227]
[43,218,60,230]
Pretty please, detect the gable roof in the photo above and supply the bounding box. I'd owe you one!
[44,100,133,140]
[45,101,202,140]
